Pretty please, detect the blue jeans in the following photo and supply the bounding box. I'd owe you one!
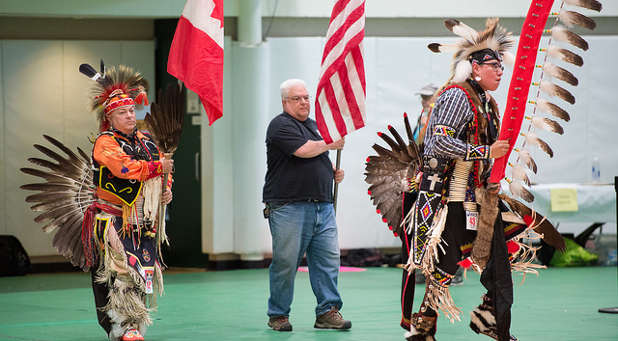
[267,201,343,317]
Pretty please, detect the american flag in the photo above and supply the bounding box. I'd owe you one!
[315,0,366,144]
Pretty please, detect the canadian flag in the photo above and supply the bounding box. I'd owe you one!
[168,0,224,125]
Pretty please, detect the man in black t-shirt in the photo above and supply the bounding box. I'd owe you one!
[263,78,350,332]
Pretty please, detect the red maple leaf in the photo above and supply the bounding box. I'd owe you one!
[211,0,224,28]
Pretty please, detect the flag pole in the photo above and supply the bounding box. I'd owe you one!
[333,149,342,214]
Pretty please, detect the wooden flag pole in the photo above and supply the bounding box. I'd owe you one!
[333,149,342,214]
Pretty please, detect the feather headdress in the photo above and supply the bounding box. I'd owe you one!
[428,18,515,83]
[79,61,149,131]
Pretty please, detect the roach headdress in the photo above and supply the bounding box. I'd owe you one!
[79,61,149,131]
[428,18,516,83]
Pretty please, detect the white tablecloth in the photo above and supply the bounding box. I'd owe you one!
[528,183,616,224]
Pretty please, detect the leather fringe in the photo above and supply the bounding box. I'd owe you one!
[472,186,499,270]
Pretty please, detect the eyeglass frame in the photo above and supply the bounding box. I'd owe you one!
[285,95,311,102]
[478,61,504,72]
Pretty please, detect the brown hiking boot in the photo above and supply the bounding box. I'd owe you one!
[268,316,292,331]
[314,307,352,330]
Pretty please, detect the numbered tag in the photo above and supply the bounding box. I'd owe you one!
[466,211,478,231]
[144,269,154,294]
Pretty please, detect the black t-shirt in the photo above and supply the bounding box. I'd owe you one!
[262,112,334,204]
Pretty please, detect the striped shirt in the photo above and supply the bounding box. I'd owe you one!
[424,87,488,160]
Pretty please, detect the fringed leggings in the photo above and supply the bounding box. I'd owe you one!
[419,202,513,339]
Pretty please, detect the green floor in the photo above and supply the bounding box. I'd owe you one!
[1,267,617,340]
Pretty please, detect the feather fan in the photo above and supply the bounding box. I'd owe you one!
[144,83,185,154]
[144,83,186,249]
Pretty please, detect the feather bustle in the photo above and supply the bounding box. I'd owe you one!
[21,135,95,270]
[365,116,421,235]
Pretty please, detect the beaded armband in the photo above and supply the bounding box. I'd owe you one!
[465,144,489,161]
[433,124,456,138]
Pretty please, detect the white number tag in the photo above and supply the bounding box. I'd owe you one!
[466,211,478,231]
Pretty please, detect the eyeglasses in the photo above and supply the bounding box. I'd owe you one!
[286,95,311,102]
[480,62,504,71]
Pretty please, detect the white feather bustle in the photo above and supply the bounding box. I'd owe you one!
[453,60,472,83]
